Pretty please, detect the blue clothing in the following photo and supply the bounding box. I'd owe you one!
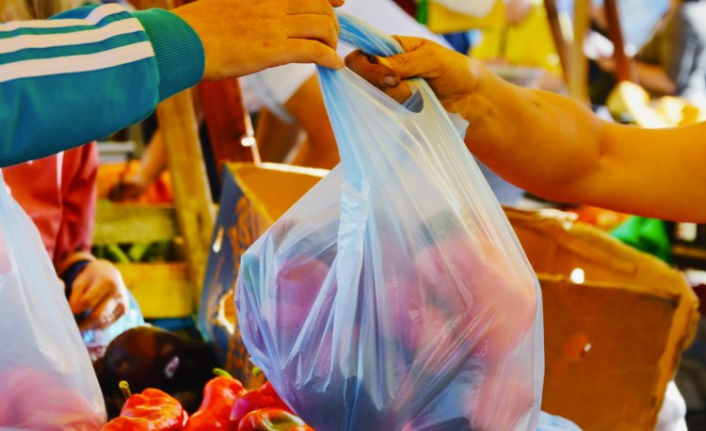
[0,3,205,167]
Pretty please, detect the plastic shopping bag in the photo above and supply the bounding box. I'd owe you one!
[0,171,106,430]
[236,14,544,431]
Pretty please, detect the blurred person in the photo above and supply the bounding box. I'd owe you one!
[470,0,568,92]
[1,0,142,359]
[596,0,706,107]
[590,0,669,52]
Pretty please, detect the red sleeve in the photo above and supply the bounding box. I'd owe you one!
[55,142,99,265]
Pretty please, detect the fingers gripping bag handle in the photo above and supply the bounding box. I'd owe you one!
[236,13,544,431]
[0,171,106,430]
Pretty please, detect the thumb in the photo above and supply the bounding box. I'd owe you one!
[68,269,92,314]
[344,50,413,103]
[377,36,436,81]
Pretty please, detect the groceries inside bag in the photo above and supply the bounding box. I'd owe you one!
[0,171,106,430]
[236,14,544,431]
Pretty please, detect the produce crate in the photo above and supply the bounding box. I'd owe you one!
[199,163,699,429]
[198,163,326,387]
[93,202,195,318]
[506,208,699,430]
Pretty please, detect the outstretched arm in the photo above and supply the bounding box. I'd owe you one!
[346,37,706,222]
[1,0,344,167]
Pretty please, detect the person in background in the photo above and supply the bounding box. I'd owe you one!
[0,0,345,167]
[1,0,143,359]
[596,0,706,107]
[590,0,669,52]
[470,0,567,92]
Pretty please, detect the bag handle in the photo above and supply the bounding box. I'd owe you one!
[336,12,404,58]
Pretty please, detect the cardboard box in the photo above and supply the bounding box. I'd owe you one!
[197,163,326,387]
[506,208,699,429]
[199,164,699,429]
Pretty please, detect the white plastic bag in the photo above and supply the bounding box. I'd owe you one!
[236,14,544,431]
[0,171,105,430]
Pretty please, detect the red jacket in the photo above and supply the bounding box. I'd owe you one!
[4,143,98,272]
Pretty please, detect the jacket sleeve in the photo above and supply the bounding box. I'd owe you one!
[0,3,204,167]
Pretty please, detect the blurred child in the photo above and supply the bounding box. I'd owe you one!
[1,0,143,359]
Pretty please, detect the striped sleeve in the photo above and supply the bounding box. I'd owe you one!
[0,3,204,167]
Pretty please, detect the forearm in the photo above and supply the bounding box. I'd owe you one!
[136,130,168,184]
[635,62,677,95]
[462,61,706,222]
[461,60,605,202]
[0,4,204,167]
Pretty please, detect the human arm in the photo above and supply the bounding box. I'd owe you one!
[0,0,344,167]
[0,3,201,166]
[347,37,706,222]
[597,55,676,94]
[629,9,701,96]
[53,143,130,330]
[110,129,168,201]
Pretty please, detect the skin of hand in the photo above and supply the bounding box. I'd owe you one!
[345,36,706,223]
[173,0,346,80]
[69,259,130,331]
[112,172,149,201]
[110,129,168,201]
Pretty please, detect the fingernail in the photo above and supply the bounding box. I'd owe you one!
[382,75,400,87]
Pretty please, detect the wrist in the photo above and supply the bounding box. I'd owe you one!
[57,251,97,278]
[134,8,205,99]
[462,58,489,126]
[60,259,93,300]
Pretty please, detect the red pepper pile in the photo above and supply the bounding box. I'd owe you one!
[101,371,312,431]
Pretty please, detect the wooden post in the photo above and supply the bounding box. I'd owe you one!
[156,92,215,306]
[604,0,636,82]
[543,0,570,80]
[568,0,590,102]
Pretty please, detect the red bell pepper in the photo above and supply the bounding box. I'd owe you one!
[230,381,294,426]
[230,389,273,426]
[183,369,245,430]
[237,408,311,431]
[258,382,291,412]
[101,416,153,431]
[119,382,189,431]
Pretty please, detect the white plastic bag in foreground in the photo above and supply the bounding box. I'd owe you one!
[237,13,544,431]
[0,171,105,430]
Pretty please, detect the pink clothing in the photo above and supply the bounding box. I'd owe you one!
[3,143,98,269]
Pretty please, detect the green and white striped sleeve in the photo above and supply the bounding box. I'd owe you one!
[0,3,204,167]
